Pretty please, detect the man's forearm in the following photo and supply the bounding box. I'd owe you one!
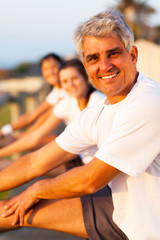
[31,164,92,200]
[30,157,120,200]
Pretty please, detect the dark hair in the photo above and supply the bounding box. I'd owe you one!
[40,53,64,67]
[59,58,95,100]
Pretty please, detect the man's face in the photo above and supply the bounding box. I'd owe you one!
[41,57,60,86]
[83,35,138,104]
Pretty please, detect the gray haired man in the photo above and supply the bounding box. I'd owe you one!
[0,10,160,240]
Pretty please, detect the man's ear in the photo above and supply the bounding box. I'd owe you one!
[130,46,138,64]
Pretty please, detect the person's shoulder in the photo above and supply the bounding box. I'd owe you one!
[55,94,70,106]
[88,90,105,106]
[91,90,105,97]
[80,97,105,120]
[138,73,160,91]
[137,74,160,104]
[90,90,105,99]
[46,87,59,99]
[75,99,105,133]
[59,88,68,97]
[46,88,54,96]
[123,73,160,117]
[128,73,160,102]
[55,95,77,111]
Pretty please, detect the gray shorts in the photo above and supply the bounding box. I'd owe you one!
[80,186,128,240]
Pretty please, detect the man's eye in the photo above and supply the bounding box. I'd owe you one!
[109,51,120,58]
[87,56,98,63]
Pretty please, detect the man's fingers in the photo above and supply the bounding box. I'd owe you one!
[12,208,21,226]
[19,208,26,226]
[2,190,39,225]
[4,200,16,210]
[12,206,26,226]
[2,203,19,218]
[3,195,19,210]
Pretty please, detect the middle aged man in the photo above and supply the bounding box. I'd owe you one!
[0,10,160,240]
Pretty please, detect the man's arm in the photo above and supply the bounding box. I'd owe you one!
[0,140,76,192]
[32,157,120,198]
[2,157,120,226]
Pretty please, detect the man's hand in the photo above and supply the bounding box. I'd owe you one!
[1,187,40,226]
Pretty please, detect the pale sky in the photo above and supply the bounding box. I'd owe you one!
[0,0,160,69]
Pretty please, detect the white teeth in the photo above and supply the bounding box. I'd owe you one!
[101,73,118,79]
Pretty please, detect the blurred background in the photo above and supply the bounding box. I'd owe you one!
[0,0,160,73]
[0,0,160,144]
[0,1,160,239]
[0,0,160,68]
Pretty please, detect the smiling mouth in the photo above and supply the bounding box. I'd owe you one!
[100,72,119,80]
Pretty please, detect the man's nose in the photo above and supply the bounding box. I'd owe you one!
[99,58,113,71]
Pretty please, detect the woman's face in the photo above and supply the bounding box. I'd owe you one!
[59,66,88,98]
[41,57,60,86]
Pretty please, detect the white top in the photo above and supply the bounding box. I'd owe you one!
[46,87,67,106]
[55,90,105,164]
[56,73,160,240]
[53,90,105,125]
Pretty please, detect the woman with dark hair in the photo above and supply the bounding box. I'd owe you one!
[0,53,67,138]
[0,58,105,163]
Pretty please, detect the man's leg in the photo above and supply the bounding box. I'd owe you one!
[0,198,88,238]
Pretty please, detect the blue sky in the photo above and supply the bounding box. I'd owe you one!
[0,0,160,69]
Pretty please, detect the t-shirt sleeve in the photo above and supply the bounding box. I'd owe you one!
[56,108,98,157]
[46,89,58,105]
[95,94,160,177]
[53,98,67,120]
[46,88,66,106]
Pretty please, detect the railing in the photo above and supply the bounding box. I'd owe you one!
[0,76,51,126]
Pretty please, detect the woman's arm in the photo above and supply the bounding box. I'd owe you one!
[18,107,53,137]
[0,140,76,192]
[0,101,52,139]
[0,112,62,158]
[11,100,52,131]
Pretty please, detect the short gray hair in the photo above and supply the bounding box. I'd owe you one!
[73,10,134,60]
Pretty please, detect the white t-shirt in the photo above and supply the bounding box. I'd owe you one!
[56,73,160,240]
[53,90,105,125]
[46,87,67,106]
